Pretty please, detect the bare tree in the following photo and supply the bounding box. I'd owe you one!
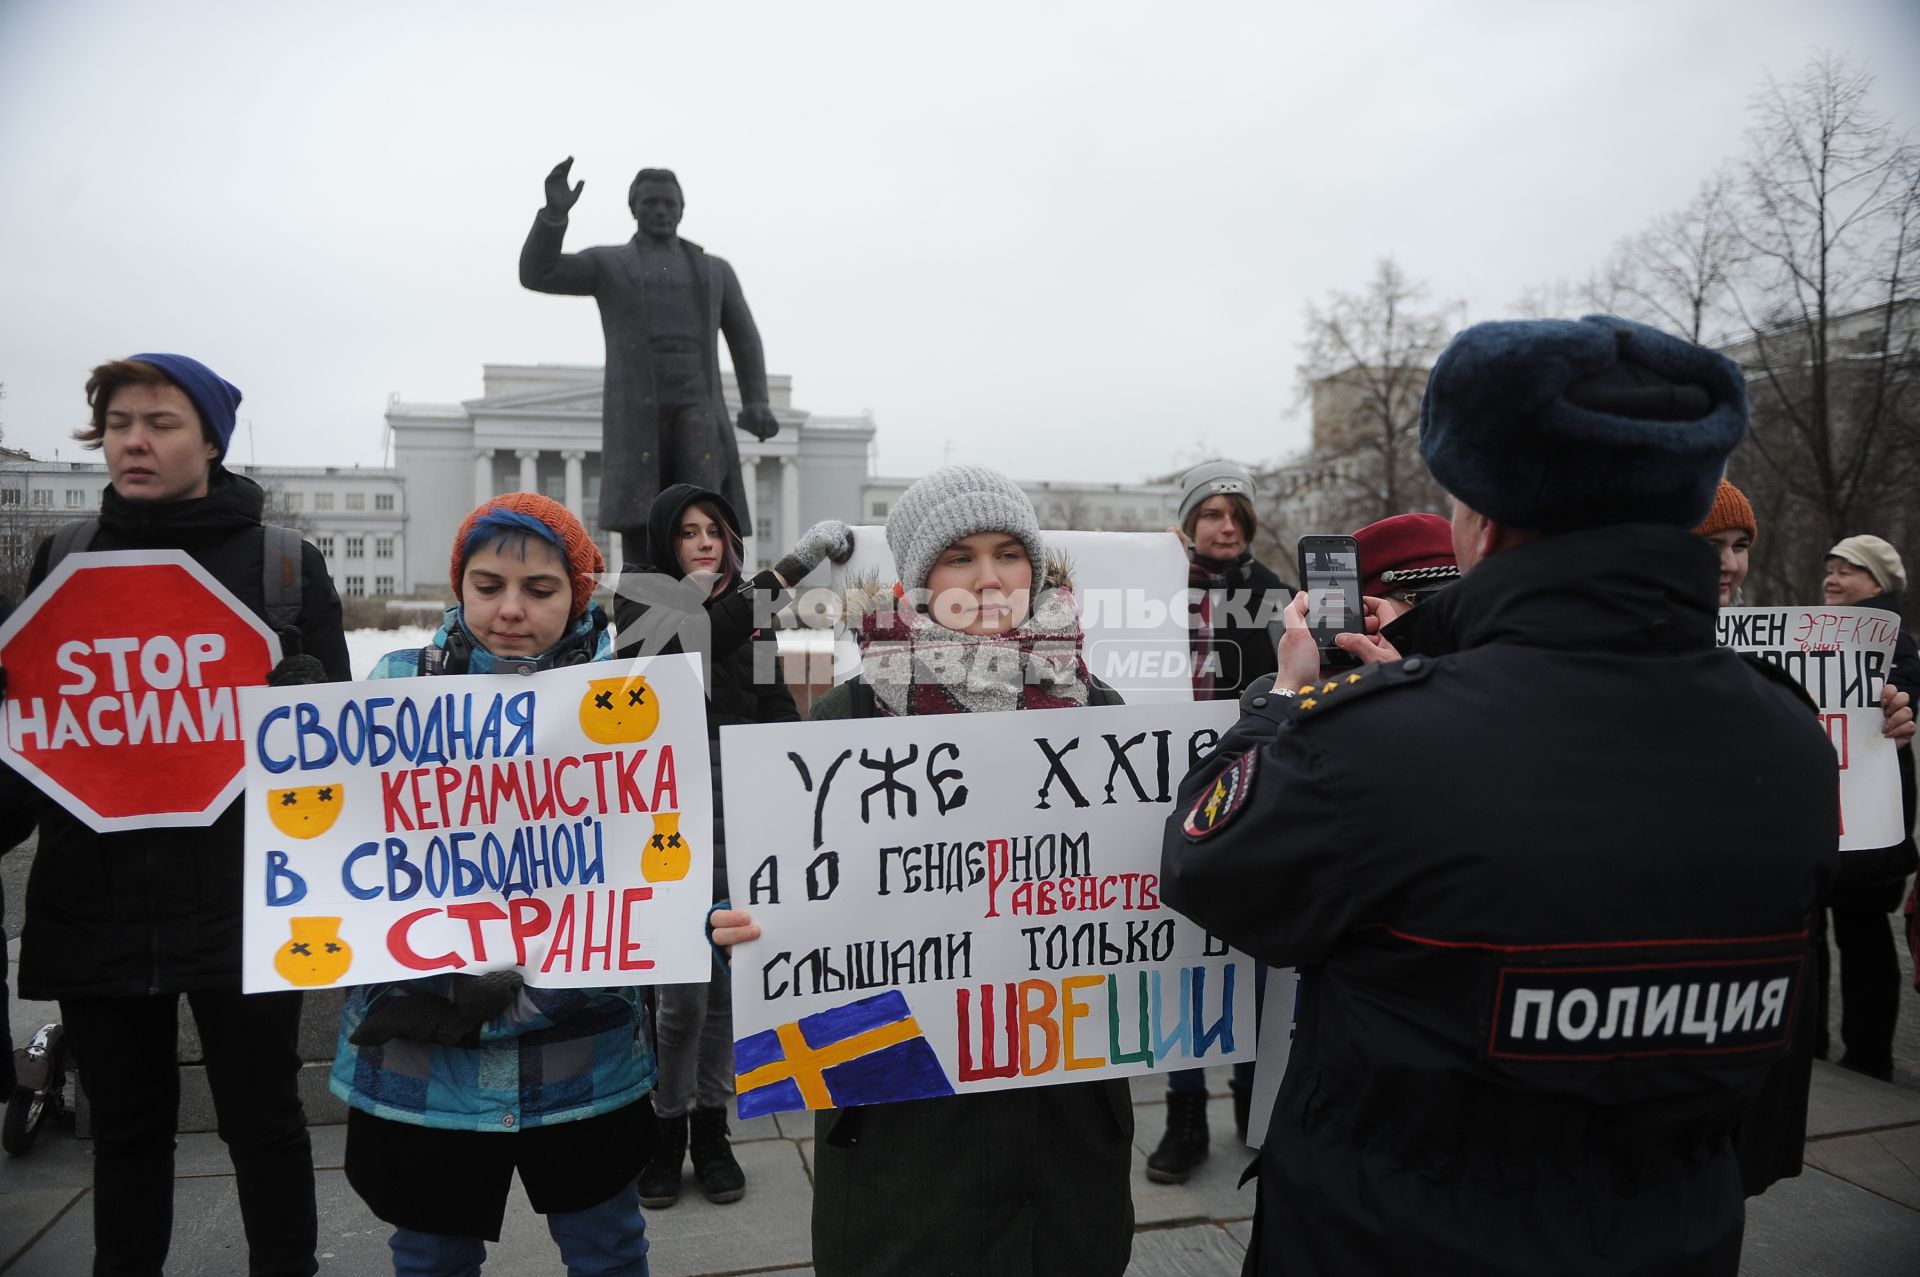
[1509,276,1594,321]
[1592,171,1746,341]
[1725,55,1920,604]
[1295,258,1460,528]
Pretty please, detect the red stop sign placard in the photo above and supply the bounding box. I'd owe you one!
[0,550,282,831]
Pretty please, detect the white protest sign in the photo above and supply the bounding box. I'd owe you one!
[239,655,713,992]
[828,527,1198,705]
[1242,966,1299,1151]
[720,698,1255,1118]
[1717,605,1902,851]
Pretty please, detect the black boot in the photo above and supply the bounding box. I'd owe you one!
[689,1106,746,1204]
[1145,1090,1210,1184]
[638,1112,687,1209]
[1232,1084,1252,1144]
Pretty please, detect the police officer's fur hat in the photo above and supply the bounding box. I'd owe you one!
[1419,316,1747,533]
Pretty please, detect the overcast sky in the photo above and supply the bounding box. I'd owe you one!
[2,0,1915,485]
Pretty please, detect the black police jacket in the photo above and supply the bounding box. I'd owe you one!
[9,472,349,999]
[1162,525,1839,1277]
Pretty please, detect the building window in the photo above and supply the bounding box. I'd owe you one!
[345,536,365,559]
[285,492,304,511]
[375,493,395,511]
[315,492,334,510]
[871,501,888,518]
[30,489,50,507]
[344,576,364,597]
[346,492,365,511]
[1,532,24,559]
[375,575,395,595]
[755,518,772,540]
[66,489,87,507]
[0,489,18,506]
[375,536,395,559]
[316,535,335,558]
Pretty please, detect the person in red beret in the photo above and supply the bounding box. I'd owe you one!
[1351,513,1459,622]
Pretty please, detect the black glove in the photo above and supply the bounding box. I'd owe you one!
[267,626,327,687]
[350,971,526,1048]
[268,654,328,687]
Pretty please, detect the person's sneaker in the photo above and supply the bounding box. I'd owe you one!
[1145,1090,1210,1184]
[638,1112,687,1209]
[690,1106,746,1204]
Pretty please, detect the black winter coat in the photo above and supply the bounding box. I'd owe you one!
[1189,551,1290,701]
[1163,526,1839,1277]
[612,483,799,897]
[807,674,1135,1277]
[10,472,348,999]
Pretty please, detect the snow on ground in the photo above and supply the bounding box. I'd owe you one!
[345,626,434,679]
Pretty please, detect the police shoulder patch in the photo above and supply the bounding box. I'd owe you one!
[1182,749,1258,840]
[1295,655,1436,719]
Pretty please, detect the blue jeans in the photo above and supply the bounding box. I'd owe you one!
[388,1180,649,1277]
[1166,1061,1254,1096]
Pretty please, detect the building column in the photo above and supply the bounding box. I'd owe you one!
[780,455,801,550]
[740,453,761,566]
[517,448,540,494]
[562,450,585,516]
[473,448,495,505]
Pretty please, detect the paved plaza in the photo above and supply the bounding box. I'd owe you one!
[2,845,1916,1274]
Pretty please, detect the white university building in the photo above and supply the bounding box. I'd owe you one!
[4,363,1190,603]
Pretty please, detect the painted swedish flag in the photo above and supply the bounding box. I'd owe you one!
[735,990,955,1119]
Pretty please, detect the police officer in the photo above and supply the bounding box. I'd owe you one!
[1162,316,1839,1276]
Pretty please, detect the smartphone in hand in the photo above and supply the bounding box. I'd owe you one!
[1297,534,1364,669]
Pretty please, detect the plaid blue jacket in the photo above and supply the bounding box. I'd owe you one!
[329,608,656,1132]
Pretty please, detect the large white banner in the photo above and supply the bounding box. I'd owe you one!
[1717,605,1903,851]
[720,699,1255,1118]
[238,655,714,991]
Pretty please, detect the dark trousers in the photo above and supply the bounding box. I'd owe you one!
[60,990,318,1277]
[1813,899,1903,1077]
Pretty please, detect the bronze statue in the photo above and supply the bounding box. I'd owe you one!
[520,159,778,547]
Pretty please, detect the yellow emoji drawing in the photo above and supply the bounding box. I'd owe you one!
[643,812,691,882]
[274,918,353,987]
[580,675,661,744]
[266,783,345,839]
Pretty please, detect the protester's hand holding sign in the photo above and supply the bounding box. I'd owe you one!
[708,906,759,952]
[1882,681,1914,746]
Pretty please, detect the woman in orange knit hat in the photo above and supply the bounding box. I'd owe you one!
[336,493,658,1275]
[1694,478,1756,607]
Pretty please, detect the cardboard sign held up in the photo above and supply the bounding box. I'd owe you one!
[0,549,282,831]
[720,699,1256,1118]
[238,654,714,992]
[1718,605,1903,851]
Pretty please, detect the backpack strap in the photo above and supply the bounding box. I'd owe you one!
[259,524,305,631]
[44,518,99,571]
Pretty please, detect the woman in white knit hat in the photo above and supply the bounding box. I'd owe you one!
[714,464,1135,1276]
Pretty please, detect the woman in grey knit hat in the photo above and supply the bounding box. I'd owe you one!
[713,464,1136,1276]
